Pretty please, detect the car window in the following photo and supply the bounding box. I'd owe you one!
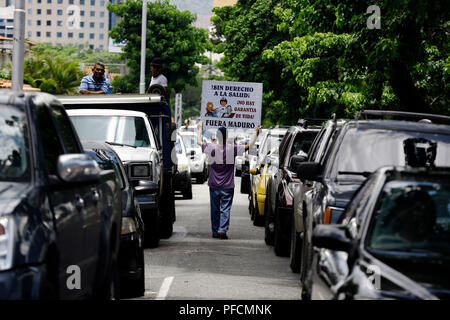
[309,125,328,162]
[0,104,31,181]
[330,128,450,182]
[36,104,64,176]
[285,131,317,167]
[50,104,81,154]
[366,180,450,256]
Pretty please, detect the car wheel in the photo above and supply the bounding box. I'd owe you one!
[120,244,145,298]
[235,169,241,177]
[274,206,289,257]
[143,208,160,248]
[183,186,193,199]
[289,212,302,273]
[253,200,264,226]
[264,197,274,246]
[159,193,174,239]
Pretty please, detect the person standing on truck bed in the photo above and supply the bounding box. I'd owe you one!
[197,122,261,239]
[79,62,112,94]
[147,57,169,102]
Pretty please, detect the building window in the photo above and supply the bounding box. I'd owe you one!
[57,0,62,3]
[57,20,63,27]
[79,33,84,39]
[46,20,51,26]
[47,0,52,3]
[100,0,105,6]
[99,34,104,40]
[69,0,74,4]
[37,9,41,14]
[80,21,85,27]
[89,45,94,50]
[89,22,95,28]
[27,31,32,37]
[57,32,62,38]
[80,10,85,16]
[68,32,73,38]
[99,22,104,28]
[99,45,104,51]
[28,0,32,3]
[46,32,51,37]
[47,9,52,15]
[90,11,95,17]
[37,20,41,26]
[80,0,85,4]
[100,11,104,18]
[90,0,95,5]
[27,20,32,26]
[57,10,63,15]
[37,0,41,3]
[89,33,94,39]
[36,31,41,37]
[28,9,32,14]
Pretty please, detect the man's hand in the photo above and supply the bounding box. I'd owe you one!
[256,125,262,136]
[196,121,203,146]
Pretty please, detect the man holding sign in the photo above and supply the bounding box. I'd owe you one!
[197,122,261,239]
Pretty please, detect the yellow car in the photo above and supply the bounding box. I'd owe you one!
[249,150,279,226]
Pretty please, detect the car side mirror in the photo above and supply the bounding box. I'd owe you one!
[190,150,195,159]
[57,154,100,183]
[296,162,322,181]
[312,224,352,252]
[250,168,259,175]
[134,180,159,196]
[289,154,307,172]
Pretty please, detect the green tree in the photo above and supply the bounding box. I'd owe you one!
[108,0,209,94]
[264,0,449,117]
[211,0,303,126]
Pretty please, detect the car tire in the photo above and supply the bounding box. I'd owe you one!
[120,244,145,298]
[183,186,193,199]
[235,169,241,177]
[264,197,274,246]
[159,192,174,239]
[143,208,160,248]
[289,212,302,273]
[274,206,289,257]
[253,200,264,226]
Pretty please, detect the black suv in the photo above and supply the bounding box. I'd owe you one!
[0,92,122,299]
[310,166,450,300]
[264,120,319,257]
[296,110,450,299]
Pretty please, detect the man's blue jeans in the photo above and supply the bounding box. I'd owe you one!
[209,188,234,236]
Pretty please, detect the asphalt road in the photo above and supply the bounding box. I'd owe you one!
[135,177,301,300]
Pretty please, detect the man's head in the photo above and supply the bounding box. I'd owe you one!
[92,62,105,82]
[217,126,227,145]
[150,57,163,77]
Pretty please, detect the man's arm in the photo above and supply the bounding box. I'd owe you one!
[79,89,106,94]
[197,122,203,146]
[244,125,262,151]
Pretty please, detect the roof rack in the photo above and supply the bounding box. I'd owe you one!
[297,118,328,128]
[355,110,450,125]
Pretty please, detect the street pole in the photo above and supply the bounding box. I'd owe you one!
[12,0,25,91]
[139,0,147,94]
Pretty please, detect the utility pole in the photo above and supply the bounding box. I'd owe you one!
[12,0,25,91]
[175,93,182,128]
[139,0,147,94]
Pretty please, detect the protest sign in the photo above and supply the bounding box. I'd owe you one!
[201,80,262,134]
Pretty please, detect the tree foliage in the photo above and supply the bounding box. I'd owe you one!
[213,0,449,122]
[108,0,209,94]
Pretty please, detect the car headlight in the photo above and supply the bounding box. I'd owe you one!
[130,163,152,179]
[121,217,137,235]
[0,216,14,271]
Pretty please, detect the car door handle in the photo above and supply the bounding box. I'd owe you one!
[92,190,100,203]
[75,196,85,211]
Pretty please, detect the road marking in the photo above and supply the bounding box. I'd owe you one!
[156,276,174,300]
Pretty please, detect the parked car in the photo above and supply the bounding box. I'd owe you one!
[310,166,450,300]
[66,108,162,248]
[178,130,208,184]
[58,94,176,241]
[0,91,121,299]
[248,127,287,224]
[82,142,146,298]
[296,110,450,299]
[174,132,193,199]
[264,121,319,257]
[240,128,268,194]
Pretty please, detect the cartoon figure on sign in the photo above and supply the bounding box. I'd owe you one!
[220,98,235,118]
[205,102,218,117]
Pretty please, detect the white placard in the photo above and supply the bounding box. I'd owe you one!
[201,80,262,133]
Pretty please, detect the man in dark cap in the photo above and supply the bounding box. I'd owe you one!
[148,57,169,101]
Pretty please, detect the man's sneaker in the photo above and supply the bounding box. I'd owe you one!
[218,232,228,240]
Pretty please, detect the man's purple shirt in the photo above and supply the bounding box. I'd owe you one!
[202,143,245,190]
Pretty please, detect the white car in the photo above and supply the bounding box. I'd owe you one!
[174,133,192,199]
[178,130,208,184]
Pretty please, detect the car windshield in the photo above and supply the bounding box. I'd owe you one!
[367,180,450,256]
[0,105,30,181]
[70,115,155,148]
[181,134,198,149]
[259,133,285,163]
[330,128,450,182]
[175,136,185,154]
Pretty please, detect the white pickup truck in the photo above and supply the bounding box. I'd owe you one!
[67,109,163,248]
